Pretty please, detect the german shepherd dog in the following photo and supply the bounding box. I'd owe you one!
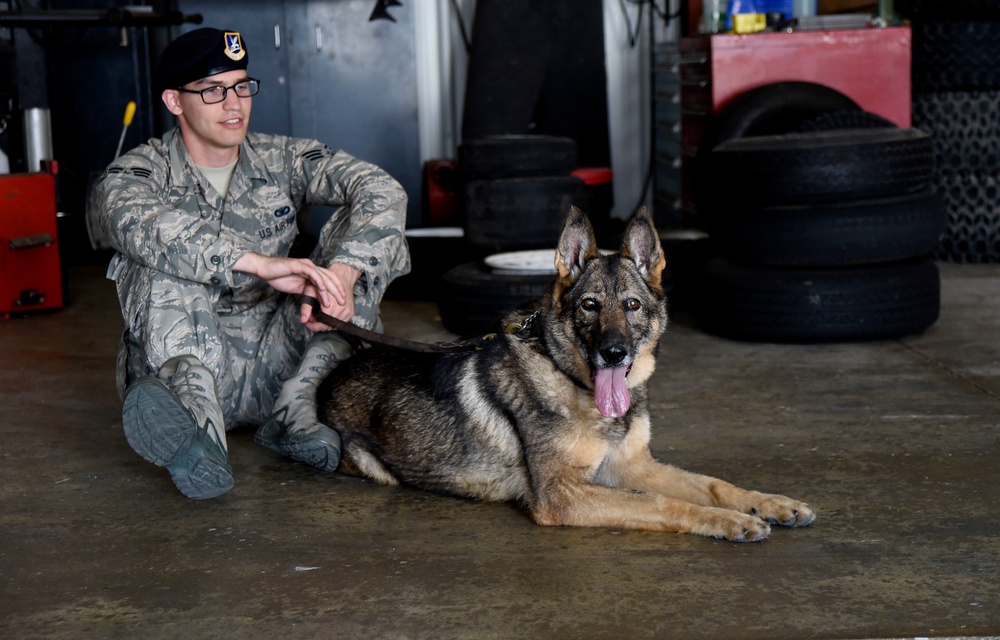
[317,207,815,541]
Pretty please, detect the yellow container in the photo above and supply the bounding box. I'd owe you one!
[732,13,767,33]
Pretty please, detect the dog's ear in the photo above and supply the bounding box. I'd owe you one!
[621,206,666,288]
[555,206,598,281]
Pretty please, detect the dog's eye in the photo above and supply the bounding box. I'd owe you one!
[581,298,599,311]
[625,298,641,311]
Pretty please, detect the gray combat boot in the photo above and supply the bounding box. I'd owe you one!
[254,332,351,472]
[122,354,233,499]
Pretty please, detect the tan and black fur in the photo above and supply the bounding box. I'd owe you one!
[317,206,815,542]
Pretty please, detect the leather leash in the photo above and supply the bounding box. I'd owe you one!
[298,294,494,353]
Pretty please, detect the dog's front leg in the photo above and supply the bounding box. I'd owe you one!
[529,477,772,542]
[599,415,816,529]
[612,451,816,529]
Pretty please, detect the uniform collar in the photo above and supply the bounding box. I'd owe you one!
[165,127,204,188]
[235,132,271,184]
[165,127,270,195]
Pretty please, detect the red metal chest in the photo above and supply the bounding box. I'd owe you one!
[0,173,63,316]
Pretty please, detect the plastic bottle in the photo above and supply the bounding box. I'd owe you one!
[701,0,728,33]
[726,0,759,31]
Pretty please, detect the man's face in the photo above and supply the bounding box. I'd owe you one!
[162,68,253,164]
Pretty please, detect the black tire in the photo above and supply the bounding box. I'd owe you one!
[458,135,578,180]
[912,22,1000,92]
[911,93,1000,262]
[933,170,1000,264]
[463,176,587,251]
[912,91,1000,176]
[709,191,947,266]
[695,258,941,343]
[694,81,859,214]
[705,128,935,207]
[700,81,860,152]
[438,261,552,336]
[793,109,898,133]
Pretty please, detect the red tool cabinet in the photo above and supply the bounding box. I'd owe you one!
[0,173,63,316]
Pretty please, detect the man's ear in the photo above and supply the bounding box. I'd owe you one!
[162,89,183,116]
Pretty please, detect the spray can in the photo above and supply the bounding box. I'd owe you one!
[24,107,53,173]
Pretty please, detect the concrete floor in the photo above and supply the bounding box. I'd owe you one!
[2,263,999,640]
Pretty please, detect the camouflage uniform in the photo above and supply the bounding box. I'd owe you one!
[96,126,410,429]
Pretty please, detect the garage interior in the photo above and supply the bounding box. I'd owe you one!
[2,1,1000,639]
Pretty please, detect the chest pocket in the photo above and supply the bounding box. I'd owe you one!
[236,190,299,258]
[258,204,297,241]
[209,173,299,255]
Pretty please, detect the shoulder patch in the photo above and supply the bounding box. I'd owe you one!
[107,166,152,179]
[301,147,334,163]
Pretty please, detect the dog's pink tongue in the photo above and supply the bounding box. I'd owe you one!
[594,367,630,418]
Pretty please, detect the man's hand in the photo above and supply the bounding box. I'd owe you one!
[234,251,346,310]
[234,253,361,332]
[299,262,360,332]
[317,262,360,320]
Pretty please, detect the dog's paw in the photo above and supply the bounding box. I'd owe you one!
[729,515,771,543]
[749,494,816,528]
[700,511,771,543]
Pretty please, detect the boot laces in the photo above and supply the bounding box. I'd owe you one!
[172,360,209,394]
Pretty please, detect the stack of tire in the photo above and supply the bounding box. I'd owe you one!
[692,82,946,343]
[900,0,1000,263]
[438,135,588,335]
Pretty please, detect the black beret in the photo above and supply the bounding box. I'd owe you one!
[154,28,249,94]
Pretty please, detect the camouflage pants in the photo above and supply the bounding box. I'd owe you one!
[112,244,382,430]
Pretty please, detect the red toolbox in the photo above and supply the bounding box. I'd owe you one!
[0,172,63,316]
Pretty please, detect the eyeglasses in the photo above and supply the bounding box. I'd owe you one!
[176,78,260,104]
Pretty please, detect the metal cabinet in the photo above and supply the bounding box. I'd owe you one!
[0,173,63,315]
[652,44,684,228]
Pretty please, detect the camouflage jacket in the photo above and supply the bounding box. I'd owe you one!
[96,127,410,311]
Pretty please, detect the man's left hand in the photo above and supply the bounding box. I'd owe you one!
[301,263,361,332]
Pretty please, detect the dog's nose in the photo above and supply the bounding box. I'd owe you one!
[600,342,628,366]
